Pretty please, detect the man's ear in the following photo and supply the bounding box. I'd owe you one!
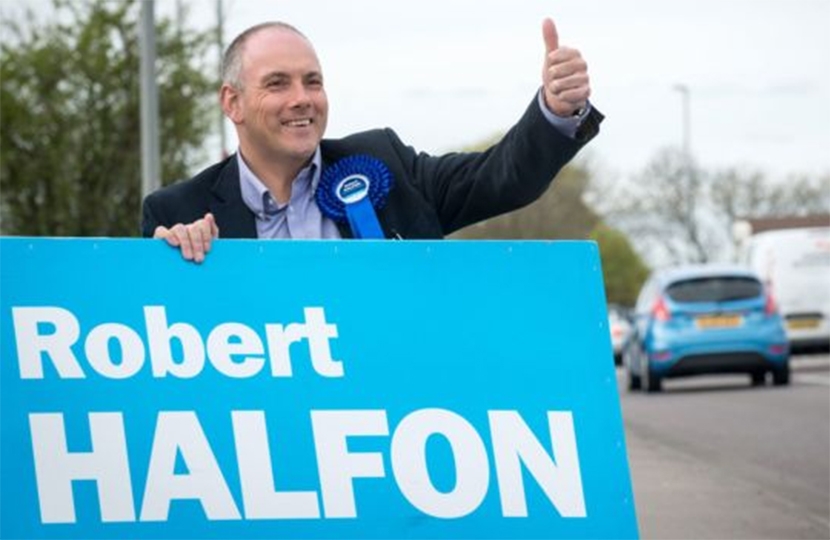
[220,84,243,124]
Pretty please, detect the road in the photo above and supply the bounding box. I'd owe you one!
[619,353,830,539]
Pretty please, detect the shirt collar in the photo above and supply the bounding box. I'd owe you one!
[237,148,322,219]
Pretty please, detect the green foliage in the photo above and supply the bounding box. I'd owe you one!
[0,0,217,236]
[590,223,650,306]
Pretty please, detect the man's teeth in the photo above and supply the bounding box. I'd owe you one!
[285,119,312,127]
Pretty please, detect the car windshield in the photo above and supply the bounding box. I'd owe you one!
[666,276,762,303]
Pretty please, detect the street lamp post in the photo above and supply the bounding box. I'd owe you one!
[217,0,227,158]
[140,0,160,201]
[673,83,691,159]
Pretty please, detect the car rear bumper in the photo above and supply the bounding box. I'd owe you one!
[785,318,830,352]
[657,351,787,379]
[646,338,789,378]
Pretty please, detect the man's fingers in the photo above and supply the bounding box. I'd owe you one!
[205,213,220,240]
[548,72,590,96]
[546,48,585,75]
[542,18,559,54]
[555,87,591,110]
[153,214,219,264]
[169,224,194,260]
[200,213,219,256]
[154,226,180,246]
[543,42,590,116]
[188,222,214,263]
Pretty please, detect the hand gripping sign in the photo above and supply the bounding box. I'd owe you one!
[0,238,638,539]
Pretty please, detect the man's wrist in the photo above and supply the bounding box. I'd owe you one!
[537,89,592,139]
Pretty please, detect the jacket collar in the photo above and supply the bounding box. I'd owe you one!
[208,147,389,240]
[209,156,258,239]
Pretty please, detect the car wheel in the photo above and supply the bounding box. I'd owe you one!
[772,363,790,386]
[644,365,662,393]
[751,371,766,386]
[627,369,641,391]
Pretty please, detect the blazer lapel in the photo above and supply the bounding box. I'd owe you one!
[209,156,257,239]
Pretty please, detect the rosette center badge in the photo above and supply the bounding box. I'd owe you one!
[336,175,370,204]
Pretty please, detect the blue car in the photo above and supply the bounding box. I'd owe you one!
[624,264,790,393]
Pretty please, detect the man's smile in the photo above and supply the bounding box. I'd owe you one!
[282,118,313,128]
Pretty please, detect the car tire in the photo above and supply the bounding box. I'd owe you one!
[627,369,641,391]
[751,371,766,386]
[772,363,791,386]
[644,366,662,393]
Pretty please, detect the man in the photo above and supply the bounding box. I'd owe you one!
[142,18,602,262]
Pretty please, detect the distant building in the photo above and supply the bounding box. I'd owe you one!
[732,214,830,253]
[737,215,830,236]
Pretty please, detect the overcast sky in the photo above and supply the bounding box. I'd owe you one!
[199,0,830,181]
[11,0,830,180]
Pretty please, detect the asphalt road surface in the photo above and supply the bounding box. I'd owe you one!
[619,353,830,539]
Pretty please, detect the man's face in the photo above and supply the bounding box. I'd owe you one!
[226,28,329,168]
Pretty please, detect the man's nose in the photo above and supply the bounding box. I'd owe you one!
[288,82,311,107]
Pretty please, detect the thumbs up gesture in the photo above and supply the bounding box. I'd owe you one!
[541,18,591,117]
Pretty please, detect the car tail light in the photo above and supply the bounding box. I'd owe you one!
[653,295,671,322]
[768,344,788,355]
[764,286,778,316]
[650,350,673,362]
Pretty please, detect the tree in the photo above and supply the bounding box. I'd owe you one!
[710,168,830,222]
[590,223,649,306]
[0,0,217,236]
[598,147,719,265]
[708,168,775,225]
[594,143,830,268]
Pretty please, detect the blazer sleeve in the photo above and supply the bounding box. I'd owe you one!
[389,95,603,235]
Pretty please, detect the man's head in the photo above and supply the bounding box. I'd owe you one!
[220,23,328,171]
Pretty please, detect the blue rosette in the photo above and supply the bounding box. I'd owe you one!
[316,155,394,239]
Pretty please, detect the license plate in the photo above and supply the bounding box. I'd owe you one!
[696,315,743,329]
[787,318,821,329]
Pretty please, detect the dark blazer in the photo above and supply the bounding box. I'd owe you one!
[141,97,602,239]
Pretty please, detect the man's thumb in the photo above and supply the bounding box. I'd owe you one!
[542,18,559,53]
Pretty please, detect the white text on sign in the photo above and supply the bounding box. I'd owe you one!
[29,409,586,523]
[12,305,588,524]
[12,306,343,379]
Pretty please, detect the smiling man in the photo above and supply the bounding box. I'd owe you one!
[142,20,603,262]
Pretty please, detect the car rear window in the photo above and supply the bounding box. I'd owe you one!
[666,276,762,303]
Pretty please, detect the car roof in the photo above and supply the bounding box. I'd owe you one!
[652,264,760,287]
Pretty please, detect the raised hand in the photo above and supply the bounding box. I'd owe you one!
[541,18,591,117]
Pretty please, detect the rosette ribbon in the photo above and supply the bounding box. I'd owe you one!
[316,155,394,239]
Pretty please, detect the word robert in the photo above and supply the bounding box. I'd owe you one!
[11,306,343,380]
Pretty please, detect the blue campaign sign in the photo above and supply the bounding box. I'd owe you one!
[0,237,638,539]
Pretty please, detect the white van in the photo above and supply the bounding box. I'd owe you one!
[742,226,830,351]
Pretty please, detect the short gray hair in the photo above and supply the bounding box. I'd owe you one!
[221,22,307,89]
